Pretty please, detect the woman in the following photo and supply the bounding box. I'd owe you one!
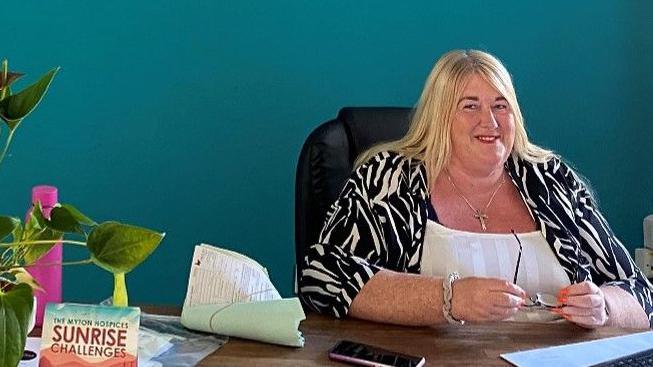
[298,50,653,329]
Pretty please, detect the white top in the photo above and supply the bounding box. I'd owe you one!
[420,220,570,322]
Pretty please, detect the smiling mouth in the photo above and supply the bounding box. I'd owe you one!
[475,135,500,143]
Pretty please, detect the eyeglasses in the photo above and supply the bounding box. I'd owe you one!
[512,228,584,310]
[513,227,584,283]
[511,229,558,309]
[511,229,522,284]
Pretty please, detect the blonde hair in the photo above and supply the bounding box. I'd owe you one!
[356,49,554,184]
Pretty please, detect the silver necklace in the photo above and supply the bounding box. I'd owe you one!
[445,171,507,231]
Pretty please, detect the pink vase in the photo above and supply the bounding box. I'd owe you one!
[26,185,62,327]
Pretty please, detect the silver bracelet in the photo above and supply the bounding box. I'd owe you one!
[442,271,464,325]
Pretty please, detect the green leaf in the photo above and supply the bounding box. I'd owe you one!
[20,210,39,241]
[48,206,81,233]
[30,202,49,229]
[0,283,34,367]
[23,231,62,264]
[0,216,20,242]
[87,221,164,273]
[11,222,23,244]
[29,203,94,244]
[48,204,96,234]
[0,67,59,130]
[0,71,24,91]
[62,204,96,226]
[22,204,63,264]
[7,268,42,291]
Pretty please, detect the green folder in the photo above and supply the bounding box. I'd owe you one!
[180,298,306,347]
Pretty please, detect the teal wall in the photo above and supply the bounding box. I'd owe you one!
[3,1,652,305]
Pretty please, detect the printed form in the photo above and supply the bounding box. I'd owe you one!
[184,244,281,307]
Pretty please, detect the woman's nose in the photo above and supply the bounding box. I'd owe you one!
[479,107,499,128]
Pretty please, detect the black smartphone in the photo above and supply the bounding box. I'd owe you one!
[328,340,425,367]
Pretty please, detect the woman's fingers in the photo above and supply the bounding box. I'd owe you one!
[560,281,600,297]
[559,312,607,329]
[495,280,527,298]
[471,302,518,320]
[454,277,526,321]
[563,294,604,308]
[483,306,519,320]
[489,293,524,308]
[556,281,607,328]
[560,305,595,317]
[484,290,523,320]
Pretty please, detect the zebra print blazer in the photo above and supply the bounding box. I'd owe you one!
[298,151,653,327]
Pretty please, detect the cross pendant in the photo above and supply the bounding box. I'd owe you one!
[474,210,488,231]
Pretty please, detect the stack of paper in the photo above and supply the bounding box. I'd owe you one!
[180,244,305,347]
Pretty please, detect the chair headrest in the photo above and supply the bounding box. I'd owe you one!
[294,107,413,296]
[338,107,413,161]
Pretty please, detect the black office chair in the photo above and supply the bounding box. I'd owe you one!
[294,107,413,297]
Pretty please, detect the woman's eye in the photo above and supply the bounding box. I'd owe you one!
[493,104,509,111]
[463,104,479,110]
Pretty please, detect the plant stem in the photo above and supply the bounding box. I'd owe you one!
[113,272,128,307]
[0,239,87,248]
[23,258,93,268]
[0,128,15,168]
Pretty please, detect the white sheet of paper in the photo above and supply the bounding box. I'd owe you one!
[184,244,281,307]
[501,331,653,367]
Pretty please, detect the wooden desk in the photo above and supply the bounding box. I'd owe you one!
[202,313,640,366]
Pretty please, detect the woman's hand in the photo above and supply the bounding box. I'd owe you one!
[451,277,526,322]
[556,281,608,328]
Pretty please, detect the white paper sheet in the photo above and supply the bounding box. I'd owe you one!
[501,331,653,367]
[181,243,305,347]
[184,244,281,306]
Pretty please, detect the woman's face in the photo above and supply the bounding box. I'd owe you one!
[449,73,515,174]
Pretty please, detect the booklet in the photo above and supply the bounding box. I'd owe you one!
[39,303,140,366]
[180,244,305,347]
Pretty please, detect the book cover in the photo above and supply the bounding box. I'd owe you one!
[40,303,140,367]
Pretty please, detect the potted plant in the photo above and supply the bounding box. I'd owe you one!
[0,60,164,367]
